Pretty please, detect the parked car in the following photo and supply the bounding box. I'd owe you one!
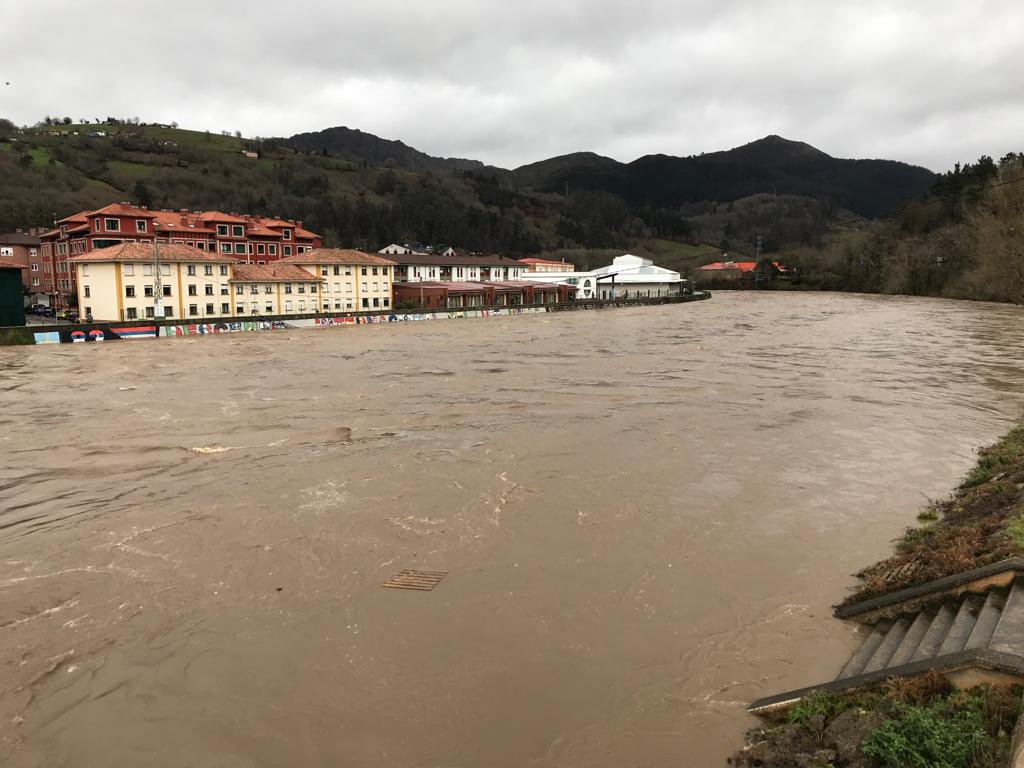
[38,307,55,317]
[56,309,78,321]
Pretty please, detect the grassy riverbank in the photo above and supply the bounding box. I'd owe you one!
[731,420,1024,767]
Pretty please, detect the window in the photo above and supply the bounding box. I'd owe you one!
[126,307,137,319]
[346,283,353,293]
[123,264,134,276]
[321,267,328,276]
[125,285,136,298]
[285,300,293,311]
[310,284,317,293]
[84,305,91,316]
[372,267,378,275]
[144,285,154,297]
[220,285,228,295]
[346,300,353,309]
[161,264,171,276]
[334,301,341,309]
[236,304,244,314]
[361,267,367,275]
[250,301,258,312]
[187,265,196,276]
[145,307,154,318]
[205,285,213,296]
[283,246,292,256]
[345,266,351,275]
[205,303,214,315]
[83,284,90,297]
[250,286,259,294]
[268,245,277,256]
[333,282,340,293]
[136,220,147,233]
[32,278,39,286]
[220,243,232,254]
[283,229,292,240]
[383,298,389,307]
[188,284,197,296]
[234,243,246,255]
[105,218,120,232]
[297,285,305,294]
[372,282,378,291]
[361,282,367,292]
[196,242,206,250]
[264,285,272,294]
[31,263,39,271]
[257,243,265,255]
[265,303,273,313]
[143,264,153,276]
[372,297,379,307]
[284,284,292,294]
[298,300,306,311]
[163,285,172,297]
[232,225,244,238]
[164,306,173,317]
[216,225,228,237]
[361,298,368,308]
[219,265,228,276]
[333,266,340,275]
[235,285,243,295]
[189,304,198,316]
[203,265,212,276]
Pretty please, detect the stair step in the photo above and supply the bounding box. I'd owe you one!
[937,595,982,656]
[910,605,957,662]
[887,611,934,667]
[862,617,912,674]
[837,621,890,680]
[965,589,1007,649]
[990,578,1024,656]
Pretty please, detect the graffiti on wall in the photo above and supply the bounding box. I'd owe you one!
[163,320,290,337]
[32,325,158,344]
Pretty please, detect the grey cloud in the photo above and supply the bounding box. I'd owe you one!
[2,0,1023,171]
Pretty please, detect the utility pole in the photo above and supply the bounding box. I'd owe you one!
[152,238,163,319]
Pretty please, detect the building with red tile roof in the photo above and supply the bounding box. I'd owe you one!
[37,202,322,308]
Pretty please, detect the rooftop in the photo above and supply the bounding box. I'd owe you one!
[230,264,320,283]
[70,242,240,264]
[279,248,396,266]
[394,253,524,267]
[0,258,26,270]
[0,232,42,246]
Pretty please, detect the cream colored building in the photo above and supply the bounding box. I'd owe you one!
[279,249,397,313]
[73,242,240,321]
[229,264,324,316]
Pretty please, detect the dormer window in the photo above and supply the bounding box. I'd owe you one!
[216,224,228,237]
[105,218,120,232]
[60,225,68,237]
[232,225,244,238]
[282,229,292,240]
[136,220,147,233]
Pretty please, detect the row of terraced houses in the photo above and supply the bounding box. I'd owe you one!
[36,203,578,322]
[19,202,686,322]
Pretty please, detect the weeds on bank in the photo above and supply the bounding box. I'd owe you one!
[0,327,32,345]
[962,423,1024,488]
[734,683,1021,768]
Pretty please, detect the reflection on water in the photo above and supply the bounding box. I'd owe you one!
[1,293,1024,766]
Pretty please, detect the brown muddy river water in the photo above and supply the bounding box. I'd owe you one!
[3,293,1024,767]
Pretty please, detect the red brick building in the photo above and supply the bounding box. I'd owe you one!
[0,231,42,295]
[37,202,322,307]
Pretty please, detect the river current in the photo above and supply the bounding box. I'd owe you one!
[2,292,1024,766]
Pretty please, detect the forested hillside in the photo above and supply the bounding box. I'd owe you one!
[0,118,933,265]
[777,153,1024,303]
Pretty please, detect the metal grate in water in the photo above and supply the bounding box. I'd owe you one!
[383,569,448,591]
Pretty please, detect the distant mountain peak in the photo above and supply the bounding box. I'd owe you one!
[718,135,832,163]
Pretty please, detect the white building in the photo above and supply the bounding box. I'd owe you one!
[521,254,684,300]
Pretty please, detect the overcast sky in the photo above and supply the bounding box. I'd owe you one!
[4,1,1022,171]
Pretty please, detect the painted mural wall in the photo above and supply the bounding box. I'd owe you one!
[31,307,549,344]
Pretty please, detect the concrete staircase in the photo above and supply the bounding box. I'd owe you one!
[749,571,1024,714]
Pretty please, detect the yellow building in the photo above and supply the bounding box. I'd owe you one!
[72,242,239,322]
[229,264,323,316]
[279,249,397,312]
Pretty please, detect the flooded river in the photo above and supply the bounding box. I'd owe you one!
[3,292,1024,767]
